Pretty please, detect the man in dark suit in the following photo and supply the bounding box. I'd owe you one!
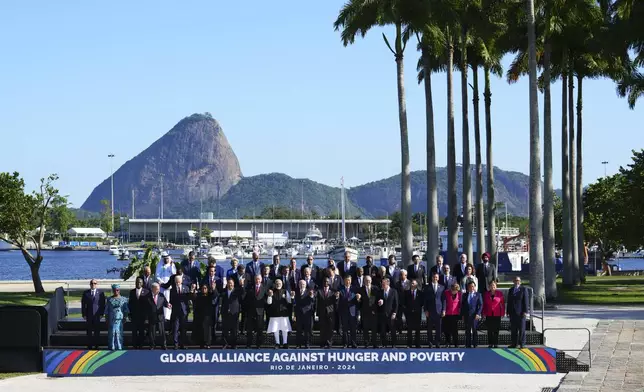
[182,251,202,287]
[260,265,273,289]
[358,275,379,348]
[407,254,427,287]
[246,252,264,279]
[363,256,378,278]
[317,278,338,348]
[203,265,223,345]
[405,279,424,348]
[220,278,245,349]
[429,255,445,278]
[394,269,411,332]
[147,282,169,350]
[302,266,317,291]
[475,252,498,293]
[439,264,456,288]
[507,276,529,348]
[288,259,301,289]
[461,281,483,348]
[338,276,359,348]
[353,267,367,290]
[128,277,149,349]
[207,257,226,280]
[233,265,248,289]
[453,254,469,283]
[424,272,446,347]
[268,254,282,279]
[339,251,357,279]
[377,277,399,348]
[139,266,153,291]
[300,255,319,284]
[169,275,191,349]
[245,275,267,348]
[278,265,293,292]
[293,279,316,348]
[384,255,401,286]
[81,279,106,349]
[327,267,342,290]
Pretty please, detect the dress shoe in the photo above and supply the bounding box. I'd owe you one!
[304,344,310,349]
[415,345,421,349]
[282,344,288,349]
[162,346,167,350]
[179,345,186,350]
[205,345,210,349]
[519,345,525,349]
[509,345,517,348]
[149,346,154,350]
[351,344,358,349]
[274,344,280,349]
[222,345,229,350]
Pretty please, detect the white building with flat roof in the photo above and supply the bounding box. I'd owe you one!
[67,227,107,238]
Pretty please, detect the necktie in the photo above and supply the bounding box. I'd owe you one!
[346,288,350,297]
[178,286,181,294]
[434,284,437,293]
[413,290,415,300]
[301,290,304,297]
[137,289,140,299]
[415,265,418,272]
[153,295,157,305]
[325,288,328,297]
[367,287,370,297]
[256,286,260,295]
[385,290,388,299]
[228,290,232,298]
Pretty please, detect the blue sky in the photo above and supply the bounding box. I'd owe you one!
[0,1,641,207]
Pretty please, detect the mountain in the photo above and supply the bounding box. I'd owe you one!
[348,166,530,217]
[81,113,534,218]
[185,173,365,218]
[81,113,242,217]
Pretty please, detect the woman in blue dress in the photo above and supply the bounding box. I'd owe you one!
[105,284,129,350]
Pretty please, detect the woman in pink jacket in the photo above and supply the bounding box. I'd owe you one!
[483,281,505,348]
[443,282,462,347]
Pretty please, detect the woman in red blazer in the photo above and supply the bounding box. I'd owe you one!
[483,281,505,348]
[443,283,462,347]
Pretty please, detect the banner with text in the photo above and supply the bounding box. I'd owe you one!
[44,348,556,377]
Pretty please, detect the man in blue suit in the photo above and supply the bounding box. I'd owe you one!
[169,275,191,349]
[424,272,445,348]
[182,251,203,287]
[246,252,264,279]
[81,279,106,349]
[507,276,529,348]
[338,276,359,348]
[461,281,483,348]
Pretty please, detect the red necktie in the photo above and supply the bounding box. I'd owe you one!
[255,286,260,295]
[153,295,157,305]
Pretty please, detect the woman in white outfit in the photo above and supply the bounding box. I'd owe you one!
[266,279,292,349]
[155,252,176,320]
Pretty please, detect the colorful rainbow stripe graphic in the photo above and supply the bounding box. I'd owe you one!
[44,350,126,376]
[491,348,556,372]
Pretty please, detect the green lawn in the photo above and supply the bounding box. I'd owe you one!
[554,275,644,305]
[0,373,37,380]
[0,291,83,307]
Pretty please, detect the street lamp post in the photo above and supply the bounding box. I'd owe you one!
[108,154,115,235]
[601,161,608,178]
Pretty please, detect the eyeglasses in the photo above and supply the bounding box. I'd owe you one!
[90,282,97,285]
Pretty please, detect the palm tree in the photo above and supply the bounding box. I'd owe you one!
[459,14,473,265]
[446,26,459,266]
[471,51,486,258]
[527,0,545,306]
[614,0,644,108]
[334,0,414,266]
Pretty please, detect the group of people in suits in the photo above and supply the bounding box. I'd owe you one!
[81,250,530,350]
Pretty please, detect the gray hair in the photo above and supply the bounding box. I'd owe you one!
[151,282,160,288]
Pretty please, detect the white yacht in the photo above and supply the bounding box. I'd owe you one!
[108,245,119,256]
[327,177,358,262]
[299,225,327,254]
[207,243,227,262]
[117,247,130,260]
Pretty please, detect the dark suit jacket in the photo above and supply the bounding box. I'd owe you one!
[203,274,225,292]
[439,274,457,289]
[316,288,338,319]
[146,292,169,322]
[328,275,342,291]
[362,263,378,278]
[461,291,483,318]
[302,277,317,291]
[139,275,153,291]
[260,275,273,290]
[429,264,444,279]
[128,288,149,320]
[268,263,282,279]
[182,260,203,287]
[404,288,424,317]
[81,289,106,319]
[506,286,529,317]
[169,284,191,316]
[287,270,301,289]
[245,285,268,316]
[337,286,359,318]
[294,290,316,321]
[300,263,319,283]
[232,273,250,289]
[162,273,190,290]
[407,264,427,286]
[377,288,398,317]
[475,262,498,292]
[246,261,265,278]
[339,261,358,279]
[424,284,446,318]
[353,275,367,290]
[384,266,401,285]
[220,287,245,316]
[193,293,215,321]
[453,262,469,283]
[358,285,380,320]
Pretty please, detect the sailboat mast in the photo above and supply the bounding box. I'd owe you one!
[341,177,346,242]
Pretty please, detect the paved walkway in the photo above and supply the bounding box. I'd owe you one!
[557,320,644,392]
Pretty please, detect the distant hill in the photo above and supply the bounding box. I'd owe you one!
[348,166,530,217]
[81,113,535,218]
[81,113,242,217]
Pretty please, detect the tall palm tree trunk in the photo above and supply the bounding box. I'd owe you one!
[543,40,557,299]
[484,65,496,264]
[527,0,544,306]
[447,32,459,265]
[561,64,573,286]
[473,65,485,257]
[394,23,413,267]
[568,65,579,284]
[461,28,473,264]
[423,47,439,265]
[576,74,585,283]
